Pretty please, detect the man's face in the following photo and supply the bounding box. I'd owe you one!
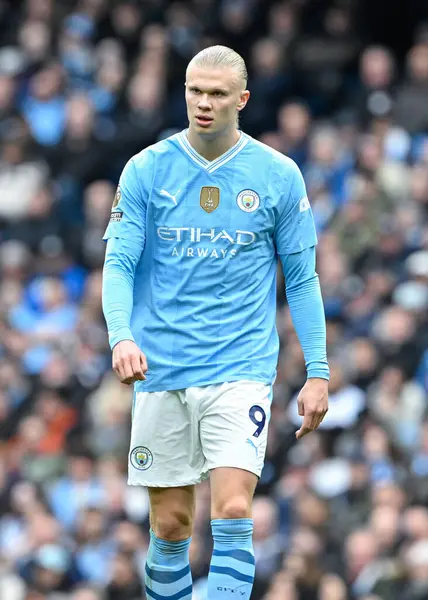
[185,65,249,136]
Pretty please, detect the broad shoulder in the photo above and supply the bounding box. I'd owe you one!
[130,133,181,169]
[245,135,301,182]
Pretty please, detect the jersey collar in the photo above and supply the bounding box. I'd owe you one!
[177,129,249,173]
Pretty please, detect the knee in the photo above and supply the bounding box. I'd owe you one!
[151,509,193,541]
[212,495,252,520]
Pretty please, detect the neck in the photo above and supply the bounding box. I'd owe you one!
[187,126,240,161]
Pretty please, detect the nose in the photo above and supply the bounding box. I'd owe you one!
[197,94,212,110]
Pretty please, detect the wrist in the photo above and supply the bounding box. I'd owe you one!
[306,376,329,385]
[307,362,329,381]
[109,327,135,350]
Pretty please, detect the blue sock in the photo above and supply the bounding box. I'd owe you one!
[145,531,192,600]
[208,519,255,600]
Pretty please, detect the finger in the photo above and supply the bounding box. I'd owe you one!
[113,359,125,381]
[115,366,133,385]
[296,410,324,438]
[140,353,148,374]
[120,358,135,384]
[312,401,329,430]
[296,413,311,439]
[313,409,328,430]
[296,426,311,440]
[131,353,145,381]
[298,398,304,416]
[303,411,319,431]
[311,415,322,431]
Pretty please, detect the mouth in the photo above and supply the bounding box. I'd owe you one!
[195,115,214,127]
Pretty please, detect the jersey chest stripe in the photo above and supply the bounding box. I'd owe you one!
[207,137,249,172]
[178,130,249,171]
[177,134,207,168]
[179,132,209,165]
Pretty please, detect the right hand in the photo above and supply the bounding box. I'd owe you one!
[112,340,148,385]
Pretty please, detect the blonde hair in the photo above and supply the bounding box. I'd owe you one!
[187,45,248,88]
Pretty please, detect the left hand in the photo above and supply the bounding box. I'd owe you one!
[295,377,329,440]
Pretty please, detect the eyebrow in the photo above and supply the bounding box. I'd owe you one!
[188,85,229,94]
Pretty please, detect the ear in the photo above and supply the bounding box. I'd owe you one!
[237,89,250,112]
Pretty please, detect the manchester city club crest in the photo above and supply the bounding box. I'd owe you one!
[200,186,220,213]
[237,189,260,213]
[130,446,153,470]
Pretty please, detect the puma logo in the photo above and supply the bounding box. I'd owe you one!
[246,438,259,457]
[160,188,181,205]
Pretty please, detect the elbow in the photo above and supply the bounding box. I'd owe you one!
[103,260,135,287]
[286,273,319,294]
[103,238,141,279]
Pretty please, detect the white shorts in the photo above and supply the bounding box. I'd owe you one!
[128,380,273,487]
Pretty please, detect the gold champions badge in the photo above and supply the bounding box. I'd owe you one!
[112,186,121,208]
[200,186,220,213]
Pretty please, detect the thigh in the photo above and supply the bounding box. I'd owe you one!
[128,390,205,487]
[200,381,273,478]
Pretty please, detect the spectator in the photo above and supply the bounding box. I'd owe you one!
[351,46,396,127]
[395,42,428,134]
[20,62,66,147]
[104,552,143,600]
[47,450,106,530]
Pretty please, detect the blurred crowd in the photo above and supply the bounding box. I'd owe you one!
[0,0,428,599]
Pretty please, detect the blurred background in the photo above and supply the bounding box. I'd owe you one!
[0,0,428,599]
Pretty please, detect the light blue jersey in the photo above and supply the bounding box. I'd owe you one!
[102,130,325,392]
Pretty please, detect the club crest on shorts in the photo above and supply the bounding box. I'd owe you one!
[130,446,153,470]
[200,186,220,213]
[237,189,260,213]
[112,186,121,208]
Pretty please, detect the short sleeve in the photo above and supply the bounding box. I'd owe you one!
[103,154,149,248]
[274,159,317,255]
